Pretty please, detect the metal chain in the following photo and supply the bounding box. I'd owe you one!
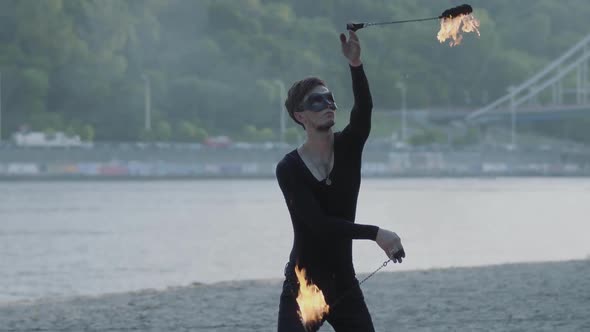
[358,259,391,286]
[329,259,391,310]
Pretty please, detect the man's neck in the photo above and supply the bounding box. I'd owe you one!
[301,128,333,158]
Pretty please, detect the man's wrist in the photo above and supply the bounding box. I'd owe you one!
[349,59,362,67]
[372,226,381,241]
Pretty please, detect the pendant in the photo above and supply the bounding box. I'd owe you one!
[326,178,332,186]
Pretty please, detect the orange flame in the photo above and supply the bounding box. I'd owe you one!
[437,14,480,47]
[295,265,330,328]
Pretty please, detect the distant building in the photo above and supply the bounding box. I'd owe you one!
[11,130,90,147]
[203,136,232,148]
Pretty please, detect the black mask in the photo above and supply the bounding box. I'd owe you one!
[299,92,337,112]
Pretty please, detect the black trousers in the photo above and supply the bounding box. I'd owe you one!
[276,265,375,332]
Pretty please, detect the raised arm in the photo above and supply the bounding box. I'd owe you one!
[340,30,373,143]
[347,64,373,141]
[276,160,378,240]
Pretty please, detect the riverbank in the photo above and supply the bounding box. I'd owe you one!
[1,260,588,331]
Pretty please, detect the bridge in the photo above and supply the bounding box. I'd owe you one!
[375,105,590,123]
[375,33,590,144]
[464,32,590,144]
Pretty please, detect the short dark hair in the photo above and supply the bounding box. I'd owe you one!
[284,77,326,129]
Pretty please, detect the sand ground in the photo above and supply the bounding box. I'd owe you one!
[0,260,589,332]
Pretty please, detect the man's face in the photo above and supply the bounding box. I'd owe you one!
[295,85,337,132]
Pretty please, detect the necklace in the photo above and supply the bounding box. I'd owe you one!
[313,148,333,186]
[299,145,334,186]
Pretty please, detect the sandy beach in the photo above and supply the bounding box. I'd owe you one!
[1,259,588,331]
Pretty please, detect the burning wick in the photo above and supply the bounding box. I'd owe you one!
[346,3,481,47]
[295,265,330,329]
[437,12,480,47]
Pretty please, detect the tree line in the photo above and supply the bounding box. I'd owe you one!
[1,0,589,143]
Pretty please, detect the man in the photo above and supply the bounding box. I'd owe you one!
[275,30,406,331]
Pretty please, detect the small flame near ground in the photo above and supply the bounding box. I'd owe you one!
[295,265,330,329]
[437,13,480,47]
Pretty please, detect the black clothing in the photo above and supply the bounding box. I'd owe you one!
[275,64,377,331]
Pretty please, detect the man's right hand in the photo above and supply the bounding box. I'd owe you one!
[340,30,362,67]
[376,228,405,263]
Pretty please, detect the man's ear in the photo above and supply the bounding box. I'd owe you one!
[294,112,305,125]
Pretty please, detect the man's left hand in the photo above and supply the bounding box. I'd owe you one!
[340,30,362,67]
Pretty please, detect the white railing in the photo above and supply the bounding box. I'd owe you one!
[466,33,590,121]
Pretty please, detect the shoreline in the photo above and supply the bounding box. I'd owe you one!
[1,259,588,331]
[1,258,586,307]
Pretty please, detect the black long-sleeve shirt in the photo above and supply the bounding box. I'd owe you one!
[275,64,378,286]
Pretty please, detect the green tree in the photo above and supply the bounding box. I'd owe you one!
[258,127,275,142]
[2,0,590,142]
[155,120,172,141]
[284,127,301,144]
[242,125,258,142]
[194,127,208,142]
[80,125,95,141]
[175,120,197,142]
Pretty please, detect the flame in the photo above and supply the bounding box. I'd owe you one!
[437,14,480,47]
[294,265,330,328]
